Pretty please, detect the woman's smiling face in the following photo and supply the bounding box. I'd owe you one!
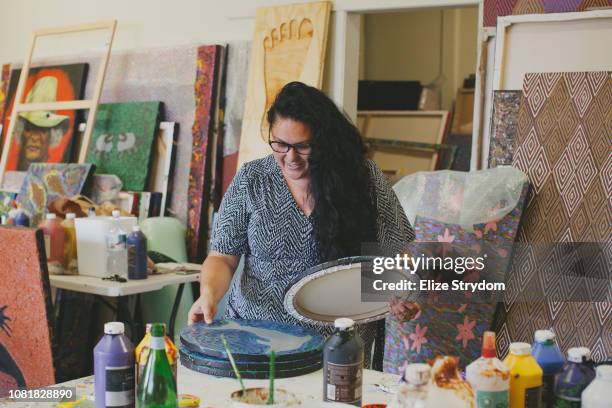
[269,117,313,181]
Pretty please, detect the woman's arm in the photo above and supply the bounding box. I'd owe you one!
[188,251,240,325]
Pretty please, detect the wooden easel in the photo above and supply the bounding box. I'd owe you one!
[0,20,117,185]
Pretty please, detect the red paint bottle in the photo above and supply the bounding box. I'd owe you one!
[39,213,65,274]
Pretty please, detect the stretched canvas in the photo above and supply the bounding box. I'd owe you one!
[187,45,222,263]
[483,0,612,26]
[85,101,162,191]
[488,91,521,168]
[2,64,88,171]
[16,163,94,226]
[0,227,55,395]
[494,72,612,361]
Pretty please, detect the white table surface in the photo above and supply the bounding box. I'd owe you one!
[3,362,400,407]
[48,272,200,297]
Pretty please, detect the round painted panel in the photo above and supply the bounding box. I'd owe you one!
[180,320,324,362]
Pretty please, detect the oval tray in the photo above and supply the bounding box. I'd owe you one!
[180,320,324,362]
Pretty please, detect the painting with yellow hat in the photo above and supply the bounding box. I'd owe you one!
[1,64,88,171]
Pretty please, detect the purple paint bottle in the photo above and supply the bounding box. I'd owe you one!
[127,226,148,280]
[94,322,135,408]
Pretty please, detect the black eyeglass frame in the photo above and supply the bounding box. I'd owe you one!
[268,128,313,155]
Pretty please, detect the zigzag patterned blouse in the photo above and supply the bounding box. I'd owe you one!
[211,154,414,327]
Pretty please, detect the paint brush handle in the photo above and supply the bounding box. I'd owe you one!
[267,351,275,405]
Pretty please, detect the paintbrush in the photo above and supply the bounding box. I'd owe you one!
[221,335,246,396]
[267,351,275,405]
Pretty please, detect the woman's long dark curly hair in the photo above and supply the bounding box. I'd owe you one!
[267,82,378,261]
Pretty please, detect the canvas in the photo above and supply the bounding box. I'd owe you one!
[488,91,522,168]
[187,45,222,263]
[0,190,17,219]
[0,64,9,135]
[85,101,161,191]
[494,71,612,361]
[16,163,94,226]
[2,64,88,171]
[483,0,612,26]
[0,227,55,395]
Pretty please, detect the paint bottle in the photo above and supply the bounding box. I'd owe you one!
[504,342,543,408]
[582,365,612,408]
[106,210,128,277]
[323,318,363,407]
[127,225,148,280]
[466,331,510,407]
[388,363,430,408]
[553,347,595,407]
[135,323,177,392]
[532,330,565,407]
[39,213,65,274]
[13,210,30,227]
[94,322,135,408]
[426,356,475,408]
[88,206,97,217]
[61,213,78,275]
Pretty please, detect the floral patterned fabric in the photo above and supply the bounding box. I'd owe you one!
[383,184,529,373]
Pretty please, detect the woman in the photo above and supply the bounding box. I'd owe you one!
[188,81,414,366]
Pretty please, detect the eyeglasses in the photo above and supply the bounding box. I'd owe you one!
[268,130,312,155]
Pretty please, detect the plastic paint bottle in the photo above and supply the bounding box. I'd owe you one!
[127,225,148,280]
[323,318,364,407]
[553,347,595,407]
[581,365,612,408]
[135,323,177,392]
[466,331,510,407]
[61,213,78,275]
[94,322,135,408]
[388,363,430,408]
[106,210,128,278]
[426,356,475,408]
[39,213,65,274]
[504,342,543,408]
[13,211,30,227]
[532,330,565,408]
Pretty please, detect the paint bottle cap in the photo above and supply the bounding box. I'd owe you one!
[481,331,497,358]
[534,329,555,343]
[112,210,121,218]
[509,342,532,356]
[104,322,125,335]
[46,213,57,220]
[150,323,166,337]
[145,322,166,333]
[334,318,354,330]
[404,363,430,385]
[65,213,76,220]
[567,347,590,363]
[133,225,141,232]
[595,365,612,381]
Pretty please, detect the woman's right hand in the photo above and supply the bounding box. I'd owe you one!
[188,294,217,325]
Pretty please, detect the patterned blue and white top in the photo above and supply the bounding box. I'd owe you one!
[211,154,414,327]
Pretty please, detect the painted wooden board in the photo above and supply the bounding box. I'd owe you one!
[178,345,321,371]
[148,122,177,216]
[482,0,612,26]
[0,64,9,135]
[237,1,331,168]
[488,90,521,168]
[358,111,449,179]
[0,227,55,394]
[180,320,324,362]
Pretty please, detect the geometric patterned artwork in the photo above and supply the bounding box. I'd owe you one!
[483,0,612,26]
[16,163,94,226]
[187,45,223,263]
[0,64,9,136]
[0,227,55,395]
[2,64,89,171]
[494,72,612,361]
[85,101,162,192]
[488,91,522,168]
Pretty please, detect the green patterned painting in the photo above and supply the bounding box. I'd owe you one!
[86,101,162,191]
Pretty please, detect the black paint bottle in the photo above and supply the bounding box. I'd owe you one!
[323,318,364,407]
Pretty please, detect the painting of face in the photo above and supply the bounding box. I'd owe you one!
[2,64,88,171]
[269,117,312,181]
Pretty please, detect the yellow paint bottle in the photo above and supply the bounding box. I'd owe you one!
[504,342,543,408]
